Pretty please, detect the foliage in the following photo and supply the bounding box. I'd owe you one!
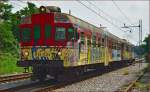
[0,1,12,21]
[0,1,38,75]
[0,22,18,55]
[0,53,24,74]
[134,36,149,58]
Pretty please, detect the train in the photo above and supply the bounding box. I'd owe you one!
[17,6,135,80]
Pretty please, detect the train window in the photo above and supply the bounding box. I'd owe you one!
[81,32,84,44]
[34,25,41,41]
[45,24,51,39]
[98,38,101,47]
[102,38,105,46]
[55,27,66,40]
[22,28,31,42]
[68,28,74,40]
[87,38,91,46]
[92,35,96,47]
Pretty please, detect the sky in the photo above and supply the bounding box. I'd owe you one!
[9,0,149,45]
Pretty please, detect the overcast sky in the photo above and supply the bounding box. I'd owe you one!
[9,0,149,45]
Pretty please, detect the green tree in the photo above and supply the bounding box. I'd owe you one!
[17,2,38,17]
[134,36,149,59]
[0,1,12,21]
[0,22,18,54]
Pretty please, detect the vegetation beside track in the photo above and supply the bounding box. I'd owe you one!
[0,53,24,75]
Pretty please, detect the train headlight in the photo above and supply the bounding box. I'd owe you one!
[40,6,46,13]
[58,52,61,56]
[24,51,29,56]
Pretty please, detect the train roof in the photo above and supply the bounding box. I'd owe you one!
[61,13,134,46]
[61,13,124,42]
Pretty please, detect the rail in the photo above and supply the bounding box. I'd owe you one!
[0,73,32,83]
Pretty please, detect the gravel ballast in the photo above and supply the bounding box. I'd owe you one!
[54,63,148,92]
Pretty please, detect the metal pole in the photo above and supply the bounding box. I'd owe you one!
[139,20,141,46]
[140,19,142,66]
[141,20,142,44]
[139,20,141,68]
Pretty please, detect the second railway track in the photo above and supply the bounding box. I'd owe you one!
[0,73,32,83]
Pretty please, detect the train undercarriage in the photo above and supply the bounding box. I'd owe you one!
[17,59,135,81]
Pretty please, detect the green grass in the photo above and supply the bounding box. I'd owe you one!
[0,53,24,75]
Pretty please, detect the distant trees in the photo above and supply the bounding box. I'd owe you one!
[134,35,149,60]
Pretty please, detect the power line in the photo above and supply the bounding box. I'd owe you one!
[77,0,138,44]
[87,1,124,25]
[112,0,133,25]
[76,0,125,32]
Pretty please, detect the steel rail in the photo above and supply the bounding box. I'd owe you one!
[0,73,32,83]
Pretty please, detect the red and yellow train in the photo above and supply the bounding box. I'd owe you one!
[17,6,135,80]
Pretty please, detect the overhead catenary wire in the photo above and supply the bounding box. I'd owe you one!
[111,0,140,43]
[112,0,133,25]
[87,1,124,25]
[76,0,125,32]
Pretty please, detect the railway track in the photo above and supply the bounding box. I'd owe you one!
[21,63,134,92]
[35,70,106,92]
[0,73,32,83]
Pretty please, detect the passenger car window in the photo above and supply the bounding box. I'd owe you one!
[68,28,74,40]
[92,35,96,47]
[55,27,66,40]
[81,32,84,44]
[45,24,51,39]
[22,28,31,42]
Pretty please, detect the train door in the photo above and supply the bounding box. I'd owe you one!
[87,36,91,64]
[108,38,112,62]
[104,35,109,66]
[79,32,88,65]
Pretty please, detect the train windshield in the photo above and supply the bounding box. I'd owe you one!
[45,24,51,39]
[34,25,41,41]
[55,27,66,40]
[21,28,31,42]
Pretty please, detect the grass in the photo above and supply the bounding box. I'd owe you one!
[0,53,24,75]
[134,82,149,91]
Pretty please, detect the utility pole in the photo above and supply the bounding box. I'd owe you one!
[121,19,142,46]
